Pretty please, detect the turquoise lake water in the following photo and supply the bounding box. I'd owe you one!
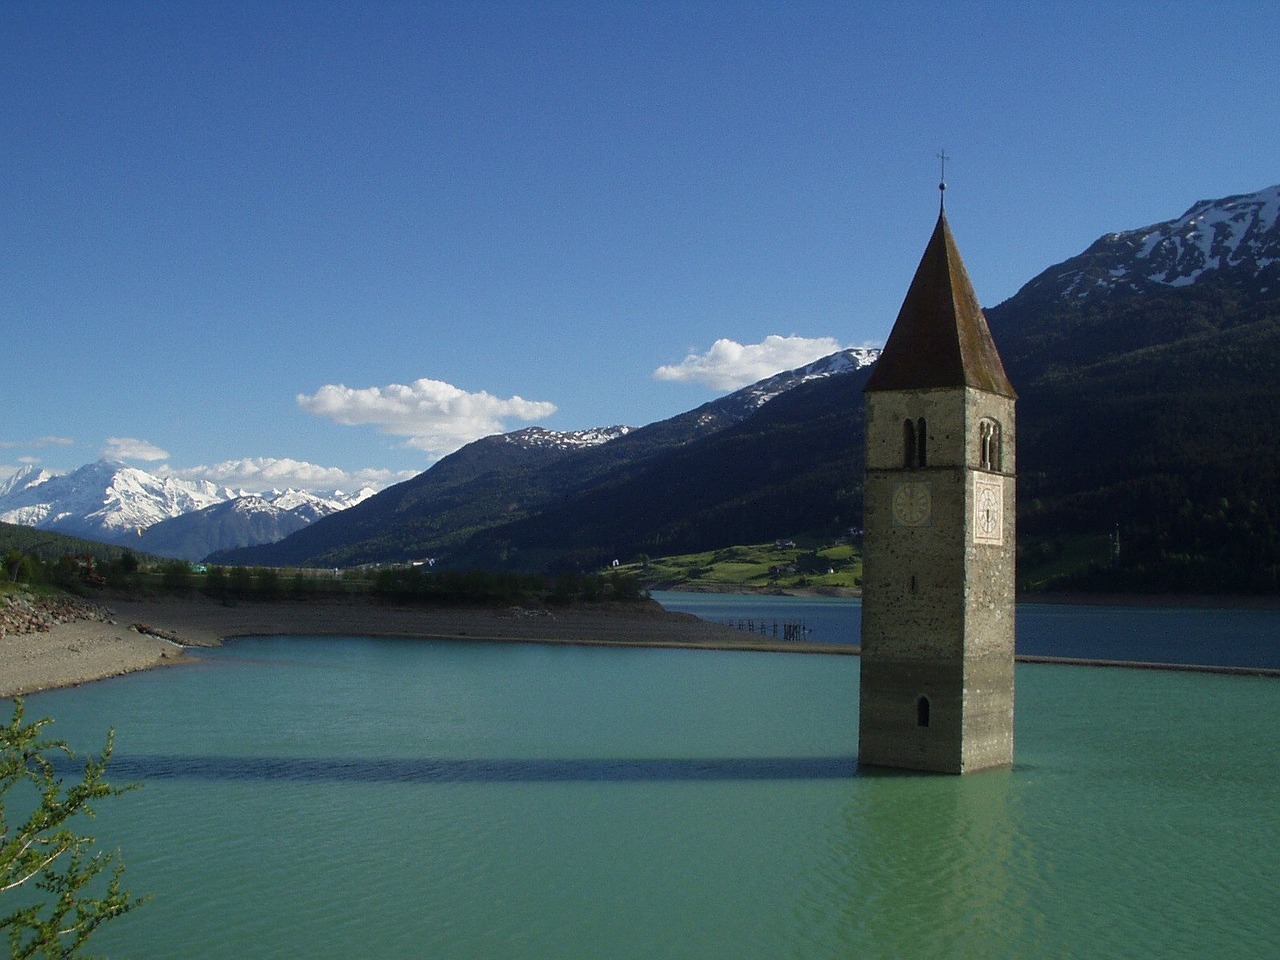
[14,599,1280,958]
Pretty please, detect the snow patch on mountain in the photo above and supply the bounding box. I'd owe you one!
[500,426,633,451]
[1051,183,1280,300]
[737,348,880,406]
[0,465,56,500]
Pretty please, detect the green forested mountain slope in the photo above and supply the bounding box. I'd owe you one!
[218,185,1280,593]
[990,286,1280,591]
[211,356,864,568]
[451,372,865,572]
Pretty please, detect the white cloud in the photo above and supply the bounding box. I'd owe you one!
[102,437,170,461]
[652,334,846,391]
[297,378,558,459]
[172,457,416,493]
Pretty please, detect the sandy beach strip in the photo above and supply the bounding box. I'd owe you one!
[1,594,843,698]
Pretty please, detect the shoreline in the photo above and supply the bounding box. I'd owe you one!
[1,594,835,698]
[5,591,1278,699]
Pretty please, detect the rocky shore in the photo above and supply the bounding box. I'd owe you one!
[1,592,835,699]
[1,591,116,637]
[2,590,197,698]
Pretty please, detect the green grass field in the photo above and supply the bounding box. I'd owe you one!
[608,539,861,593]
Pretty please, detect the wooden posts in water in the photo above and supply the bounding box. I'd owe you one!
[724,618,808,642]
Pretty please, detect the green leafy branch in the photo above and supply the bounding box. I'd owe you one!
[1,699,146,959]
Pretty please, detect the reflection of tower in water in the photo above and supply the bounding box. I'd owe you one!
[799,766,1038,957]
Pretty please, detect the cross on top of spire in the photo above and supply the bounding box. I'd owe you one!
[938,149,948,209]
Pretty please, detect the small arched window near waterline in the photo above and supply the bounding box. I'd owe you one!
[916,696,931,728]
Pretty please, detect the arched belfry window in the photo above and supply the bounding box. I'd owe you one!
[916,696,931,728]
[916,418,927,468]
[979,418,1002,472]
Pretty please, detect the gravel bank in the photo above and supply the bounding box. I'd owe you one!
[2,593,838,698]
[2,591,195,697]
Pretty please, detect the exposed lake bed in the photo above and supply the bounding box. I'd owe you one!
[7,589,1280,699]
[1,593,819,697]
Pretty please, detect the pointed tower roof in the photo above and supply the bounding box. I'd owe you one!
[864,211,1016,397]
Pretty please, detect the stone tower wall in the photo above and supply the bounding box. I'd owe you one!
[859,387,1016,773]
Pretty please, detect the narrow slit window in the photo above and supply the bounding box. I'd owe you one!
[903,419,917,468]
[916,696,931,728]
[916,417,927,467]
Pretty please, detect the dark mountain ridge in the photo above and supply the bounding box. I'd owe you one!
[211,351,872,568]
[219,184,1280,593]
[984,183,1280,591]
[455,370,866,572]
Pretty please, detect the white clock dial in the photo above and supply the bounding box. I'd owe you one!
[973,476,1004,545]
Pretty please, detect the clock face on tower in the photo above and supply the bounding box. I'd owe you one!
[979,488,999,533]
[891,481,932,527]
[973,475,1004,545]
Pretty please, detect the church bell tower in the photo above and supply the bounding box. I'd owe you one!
[858,197,1017,774]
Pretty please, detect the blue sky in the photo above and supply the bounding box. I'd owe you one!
[3,1,1278,491]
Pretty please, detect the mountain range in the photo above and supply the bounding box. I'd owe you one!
[3,357,864,565]
[8,183,1280,593]
[213,182,1279,593]
[982,183,1280,591]
[208,349,878,568]
[0,461,373,560]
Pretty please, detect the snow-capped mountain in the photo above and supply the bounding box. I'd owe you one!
[983,182,1280,380]
[0,464,56,499]
[258,487,376,520]
[476,351,879,469]
[1018,183,1280,303]
[736,347,879,407]
[0,460,373,555]
[692,347,879,426]
[0,461,238,540]
[135,487,376,560]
